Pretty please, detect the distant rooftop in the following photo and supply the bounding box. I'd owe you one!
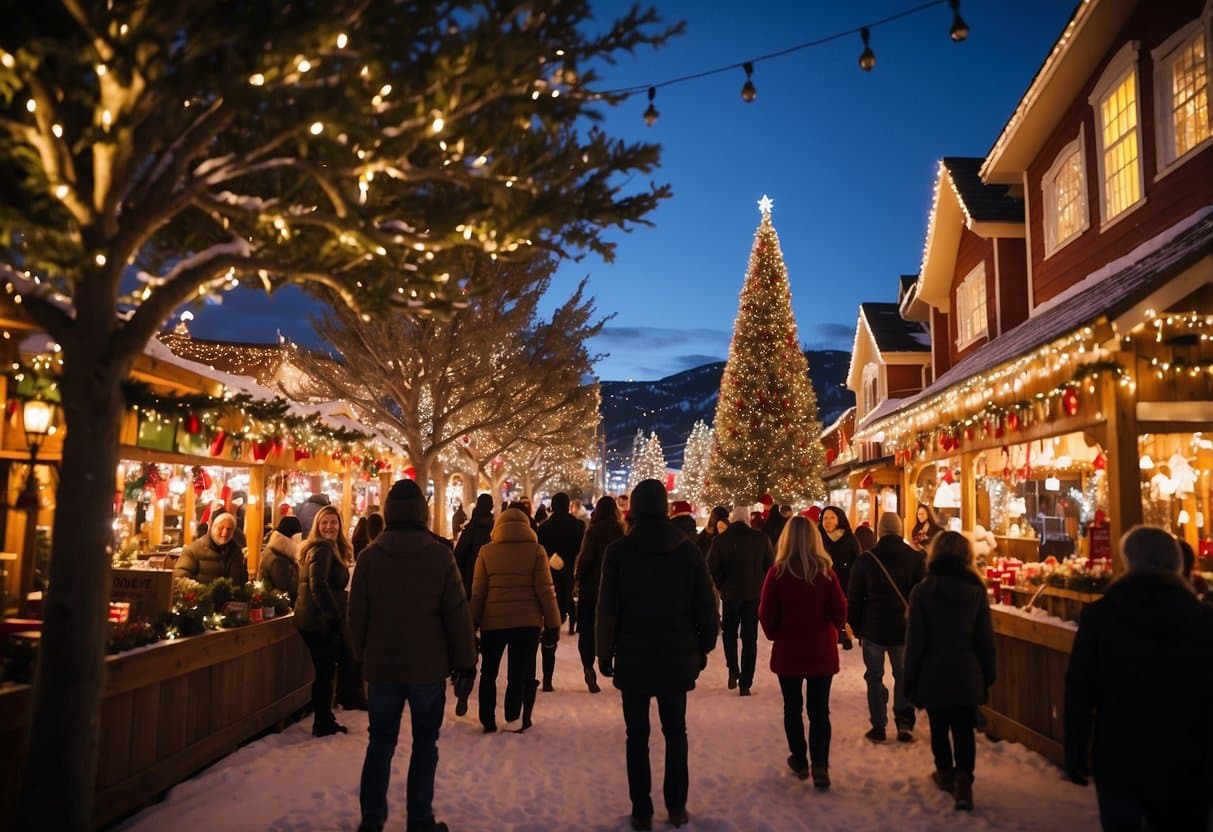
[861,302,931,354]
[942,157,1024,224]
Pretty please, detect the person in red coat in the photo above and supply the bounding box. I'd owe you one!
[758,515,847,790]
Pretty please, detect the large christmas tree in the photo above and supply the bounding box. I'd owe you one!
[705,196,827,505]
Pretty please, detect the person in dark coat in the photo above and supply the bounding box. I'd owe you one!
[349,478,477,832]
[295,505,353,737]
[669,500,698,544]
[1064,525,1213,831]
[259,515,303,603]
[763,504,792,548]
[696,506,729,558]
[910,505,945,552]
[597,479,719,831]
[350,512,385,562]
[573,496,624,694]
[173,512,247,586]
[820,506,860,650]
[904,531,996,812]
[707,506,774,696]
[452,493,494,599]
[537,492,586,687]
[847,511,925,743]
[759,516,846,790]
[295,491,331,538]
[451,500,467,536]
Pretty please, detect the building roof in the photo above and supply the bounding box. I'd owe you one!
[942,157,1024,224]
[158,331,288,385]
[865,208,1213,433]
[860,303,931,354]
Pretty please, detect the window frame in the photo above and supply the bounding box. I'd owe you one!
[954,262,988,351]
[1152,15,1213,178]
[1088,40,1146,229]
[861,362,880,419]
[1041,127,1089,259]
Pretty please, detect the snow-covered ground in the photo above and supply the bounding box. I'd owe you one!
[115,633,1099,831]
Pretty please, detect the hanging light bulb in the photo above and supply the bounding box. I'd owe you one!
[949,0,970,42]
[740,62,757,103]
[642,86,659,127]
[858,27,876,71]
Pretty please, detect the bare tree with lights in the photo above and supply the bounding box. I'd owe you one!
[704,197,827,506]
[295,255,603,539]
[0,3,679,823]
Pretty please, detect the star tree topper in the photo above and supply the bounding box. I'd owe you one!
[757,194,774,217]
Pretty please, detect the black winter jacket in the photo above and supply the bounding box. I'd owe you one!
[1064,572,1213,798]
[904,563,995,708]
[821,529,861,596]
[597,518,719,693]
[847,535,925,645]
[452,508,493,599]
[574,519,624,614]
[707,522,774,604]
[538,509,585,614]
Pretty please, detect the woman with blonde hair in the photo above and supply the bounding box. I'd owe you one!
[758,515,847,790]
[904,530,996,812]
[295,504,354,736]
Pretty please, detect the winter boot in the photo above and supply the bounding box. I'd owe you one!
[585,667,601,694]
[810,763,830,790]
[954,771,974,811]
[514,679,539,732]
[786,755,810,780]
[541,643,557,692]
[931,768,955,793]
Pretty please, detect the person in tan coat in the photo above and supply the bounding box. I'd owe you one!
[470,507,561,733]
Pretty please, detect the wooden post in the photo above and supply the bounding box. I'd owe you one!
[182,478,196,546]
[341,464,354,529]
[245,464,266,575]
[1100,358,1141,571]
[961,451,977,533]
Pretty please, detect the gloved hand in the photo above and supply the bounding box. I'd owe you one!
[542,627,559,648]
[452,668,476,699]
[698,652,708,671]
[599,657,614,678]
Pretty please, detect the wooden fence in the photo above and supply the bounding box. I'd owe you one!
[0,614,311,829]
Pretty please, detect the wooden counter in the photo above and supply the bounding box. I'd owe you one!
[981,608,1076,766]
[0,614,311,829]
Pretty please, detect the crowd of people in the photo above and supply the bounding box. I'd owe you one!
[169,478,1213,832]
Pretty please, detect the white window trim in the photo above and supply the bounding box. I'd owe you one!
[1152,14,1213,179]
[1089,40,1146,230]
[861,363,880,418]
[1040,127,1089,259]
[955,262,988,351]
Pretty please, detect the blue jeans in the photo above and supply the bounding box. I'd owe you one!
[861,639,914,731]
[721,600,759,688]
[359,681,446,827]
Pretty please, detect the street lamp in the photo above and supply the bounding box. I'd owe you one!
[17,396,56,616]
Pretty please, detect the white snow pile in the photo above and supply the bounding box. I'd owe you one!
[115,634,1099,831]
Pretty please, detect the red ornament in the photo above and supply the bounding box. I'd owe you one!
[1062,387,1080,417]
[331,449,343,462]
[184,412,202,435]
[209,430,227,457]
[294,448,311,462]
[271,437,286,457]
[825,448,837,463]
[1092,451,1107,471]
[402,464,415,479]
[758,493,774,507]
[942,469,955,485]
[252,440,272,462]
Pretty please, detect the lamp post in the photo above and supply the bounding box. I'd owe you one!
[17,396,55,617]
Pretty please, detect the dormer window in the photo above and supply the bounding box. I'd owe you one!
[955,263,988,350]
[1152,19,1211,174]
[1042,129,1089,257]
[1090,41,1145,226]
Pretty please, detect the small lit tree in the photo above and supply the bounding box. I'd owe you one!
[627,428,647,490]
[633,431,667,484]
[679,420,714,508]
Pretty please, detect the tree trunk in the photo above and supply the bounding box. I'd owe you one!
[430,461,448,539]
[14,362,126,830]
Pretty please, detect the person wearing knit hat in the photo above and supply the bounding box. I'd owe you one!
[259,515,303,603]
[847,511,925,743]
[537,492,586,683]
[349,479,476,832]
[597,480,719,829]
[453,493,495,601]
[173,511,247,586]
[709,502,775,696]
[670,501,697,545]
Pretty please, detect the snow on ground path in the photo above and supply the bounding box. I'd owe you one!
[115,630,1099,831]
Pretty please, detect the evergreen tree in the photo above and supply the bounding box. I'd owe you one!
[634,431,667,483]
[627,428,647,490]
[679,419,714,508]
[705,197,826,505]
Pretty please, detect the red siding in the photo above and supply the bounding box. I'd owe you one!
[931,307,952,379]
[1028,0,1212,307]
[886,363,926,398]
[996,239,1030,333]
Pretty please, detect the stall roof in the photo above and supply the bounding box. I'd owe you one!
[864,208,1213,433]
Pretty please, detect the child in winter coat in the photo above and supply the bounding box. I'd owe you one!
[904,531,996,811]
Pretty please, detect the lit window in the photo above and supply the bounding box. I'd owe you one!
[1153,20,1211,171]
[1042,130,1088,256]
[1090,42,1144,224]
[955,263,987,349]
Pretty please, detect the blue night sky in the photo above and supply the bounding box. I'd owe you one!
[187,0,1078,382]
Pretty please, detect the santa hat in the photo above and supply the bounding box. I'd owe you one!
[670,500,693,517]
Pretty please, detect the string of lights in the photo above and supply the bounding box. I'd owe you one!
[609,0,970,124]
